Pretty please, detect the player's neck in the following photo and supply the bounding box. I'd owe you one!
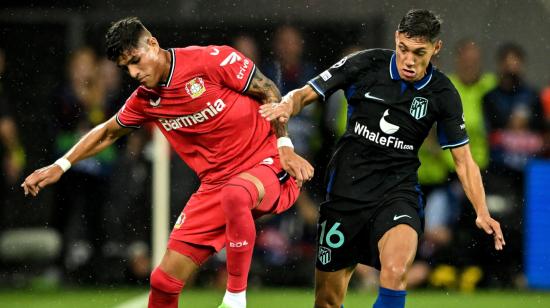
[159,49,172,85]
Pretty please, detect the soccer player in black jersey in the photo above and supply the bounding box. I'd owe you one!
[260,9,505,308]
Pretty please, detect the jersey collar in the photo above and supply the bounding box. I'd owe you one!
[159,48,175,87]
[389,52,433,90]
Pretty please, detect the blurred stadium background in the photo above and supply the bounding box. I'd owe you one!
[1,0,550,307]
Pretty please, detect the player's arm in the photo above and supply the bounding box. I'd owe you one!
[21,116,133,197]
[0,115,25,182]
[450,144,505,250]
[244,68,287,137]
[259,84,320,123]
[244,68,314,187]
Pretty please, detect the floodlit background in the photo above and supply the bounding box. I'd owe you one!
[1,0,550,307]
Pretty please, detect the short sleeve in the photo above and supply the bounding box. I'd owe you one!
[307,50,369,101]
[203,45,256,93]
[116,90,148,129]
[437,87,469,149]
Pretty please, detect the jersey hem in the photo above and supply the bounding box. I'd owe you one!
[242,64,256,93]
[307,80,326,101]
[440,138,469,149]
[116,113,141,129]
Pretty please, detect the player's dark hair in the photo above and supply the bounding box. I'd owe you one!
[397,9,442,42]
[497,42,525,63]
[105,17,148,61]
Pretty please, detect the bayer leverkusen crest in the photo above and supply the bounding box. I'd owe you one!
[410,97,428,120]
[185,77,206,99]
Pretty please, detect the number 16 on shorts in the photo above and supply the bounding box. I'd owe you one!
[318,220,345,265]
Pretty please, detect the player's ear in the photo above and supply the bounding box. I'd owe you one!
[148,36,159,49]
[433,39,442,55]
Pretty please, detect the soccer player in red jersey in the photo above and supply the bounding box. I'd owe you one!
[21,17,313,308]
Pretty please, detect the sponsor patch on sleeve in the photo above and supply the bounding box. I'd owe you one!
[320,70,332,81]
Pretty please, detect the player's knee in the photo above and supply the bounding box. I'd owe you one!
[315,286,344,308]
[315,293,342,308]
[150,267,184,294]
[221,177,259,213]
[380,261,408,282]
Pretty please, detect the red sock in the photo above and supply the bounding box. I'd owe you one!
[148,267,184,308]
[221,178,258,292]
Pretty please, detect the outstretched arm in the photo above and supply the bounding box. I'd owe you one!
[21,115,133,196]
[451,144,505,250]
[0,116,25,183]
[259,84,320,123]
[244,69,314,187]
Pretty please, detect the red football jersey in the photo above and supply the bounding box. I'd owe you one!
[116,45,277,185]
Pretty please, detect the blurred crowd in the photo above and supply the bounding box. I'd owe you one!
[1,25,550,292]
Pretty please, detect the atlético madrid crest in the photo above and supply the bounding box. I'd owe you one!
[318,246,331,265]
[185,77,206,99]
[410,97,428,120]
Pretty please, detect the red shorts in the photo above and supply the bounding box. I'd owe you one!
[167,156,299,265]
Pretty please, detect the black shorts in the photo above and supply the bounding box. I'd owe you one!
[316,197,423,271]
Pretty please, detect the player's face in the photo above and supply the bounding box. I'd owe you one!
[394,31,441,82]
[117,36,164,88]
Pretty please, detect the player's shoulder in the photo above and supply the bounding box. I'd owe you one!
[127,86,160,104]
[345,48,392,71]
[175,45,237,55]
[430,67,459,94]
[348,48,392,61]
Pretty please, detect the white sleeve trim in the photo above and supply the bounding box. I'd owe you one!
[307,80,326,100]
[242,64,256,93]
[441,138,469,149]
[116,113,141,129]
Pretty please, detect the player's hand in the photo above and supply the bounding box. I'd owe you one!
[259,94,294,123]
[475,214,505,250]
[21,164,64,197]
[278,146,314,188]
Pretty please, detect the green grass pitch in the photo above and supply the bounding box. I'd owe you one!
[0,288,549,307]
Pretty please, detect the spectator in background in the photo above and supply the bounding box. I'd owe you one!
[232,34,260,65]
[0,48,26,229]
[482,42,542,287]
[98,57,127,113]
[539,82,550,157]
[259,25,319,286]
[49,47,116,283]
[102,129,152,284]
[483,43,542,184]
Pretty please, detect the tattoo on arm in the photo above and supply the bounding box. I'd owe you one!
[245,69,288,138]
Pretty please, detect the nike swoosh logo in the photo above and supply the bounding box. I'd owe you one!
[364,92,384,102]
[393,214,412,221]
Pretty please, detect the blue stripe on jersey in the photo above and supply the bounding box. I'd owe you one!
[345,85,357,100]
[441,138,469,149]
[415,183,425,219]
[400,81,408,94]
[346,104,355,131]
[327,169,336,193]
[345,85,357,130]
